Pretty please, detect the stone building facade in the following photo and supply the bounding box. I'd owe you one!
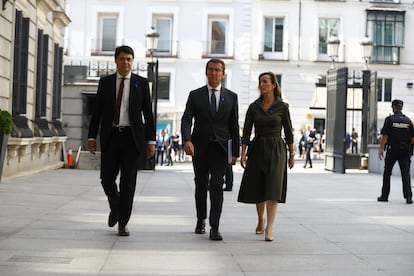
[0,0,70,178]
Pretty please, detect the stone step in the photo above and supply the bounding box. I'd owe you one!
[76,150,100,170]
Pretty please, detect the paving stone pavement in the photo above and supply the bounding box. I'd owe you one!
[0,159,413,276]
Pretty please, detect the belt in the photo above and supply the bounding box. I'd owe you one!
[112,126,131,133]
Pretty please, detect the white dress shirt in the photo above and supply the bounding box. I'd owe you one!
[116,72,131,126]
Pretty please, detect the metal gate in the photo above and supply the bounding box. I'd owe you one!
[325,67,348,173]
[368,71,378,146]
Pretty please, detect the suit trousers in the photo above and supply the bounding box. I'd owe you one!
[100,127,140,227]
[225,164,233,188]
[193,141,227,230]
[304,145,313,167]
[382,149,413,199]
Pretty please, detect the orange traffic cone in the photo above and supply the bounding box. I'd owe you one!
[67,146,74,168]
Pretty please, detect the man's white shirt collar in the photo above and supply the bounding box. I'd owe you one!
[207,85,221,92]
[117,72,132,79]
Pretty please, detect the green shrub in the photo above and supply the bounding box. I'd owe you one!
[0,109,13,134]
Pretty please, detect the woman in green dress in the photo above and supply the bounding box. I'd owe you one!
[238,72,295,241]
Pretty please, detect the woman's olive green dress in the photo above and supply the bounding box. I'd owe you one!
[237,96,293,203]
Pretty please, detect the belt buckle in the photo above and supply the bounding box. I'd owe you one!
[118,126,125,132]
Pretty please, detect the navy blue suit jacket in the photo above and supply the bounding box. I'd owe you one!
[181,85,239,158]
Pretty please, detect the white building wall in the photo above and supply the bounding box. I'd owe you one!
[63,0,414,150]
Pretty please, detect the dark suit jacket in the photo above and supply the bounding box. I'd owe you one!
[181,86,239,158]
[88,73,156,153]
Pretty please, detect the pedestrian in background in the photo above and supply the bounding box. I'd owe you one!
[238,72,295,242]
[172,132,182,162]
[298,129,306,158]
[345,132,351,153]
[88,45,156,236]
[156,129,165,166]
[351,128,358,154]
[378,99,414,204]
[303,125,315,168]
[164,128,174,166]
[181,59,240,241]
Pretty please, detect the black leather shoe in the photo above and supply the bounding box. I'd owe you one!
[407,198,413,204]
[209,229,223,241]
[377,197,388,202]
[118,226,130,236]
[223,186,232,191]
[194,220,206,234]
[108,210,118,227]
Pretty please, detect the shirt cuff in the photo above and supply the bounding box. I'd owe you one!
[147,141,156,145]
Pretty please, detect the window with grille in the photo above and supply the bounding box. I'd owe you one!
[12,10,29,115]
[52,44,63,119]
[366,10,404,64]
[36,29,49,117]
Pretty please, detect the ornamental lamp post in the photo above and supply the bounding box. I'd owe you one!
[145,26,159,82]
[145,27,159,170]
[146,26,159,61]
[327,35,340,69]
[360,36,374,154]
[361,36,374,70]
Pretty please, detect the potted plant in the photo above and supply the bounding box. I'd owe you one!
[0,109,13,183]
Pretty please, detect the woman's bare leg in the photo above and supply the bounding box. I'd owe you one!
[265,200,278,241]
[255,202,265,234]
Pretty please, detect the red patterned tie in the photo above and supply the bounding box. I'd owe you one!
[114,78,125,125]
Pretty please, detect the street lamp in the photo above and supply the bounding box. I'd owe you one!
[146,26,159,62]
[145,26,159,170]
[361,36,374,70]
[327,35,340,69]
[145,26,159,83]
[360,36,374,154]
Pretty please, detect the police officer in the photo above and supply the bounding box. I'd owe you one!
[378,99,414,204]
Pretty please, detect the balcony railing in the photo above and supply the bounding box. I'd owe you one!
[202,40,234,59]
[145,40,178,58]
[372,45,400,65]
[63,59,141,82]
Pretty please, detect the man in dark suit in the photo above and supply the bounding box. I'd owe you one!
[181,59,239,241]
[88,45,156,236]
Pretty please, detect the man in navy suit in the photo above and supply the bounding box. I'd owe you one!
[88,45,156,236]
[181,59,239,240]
